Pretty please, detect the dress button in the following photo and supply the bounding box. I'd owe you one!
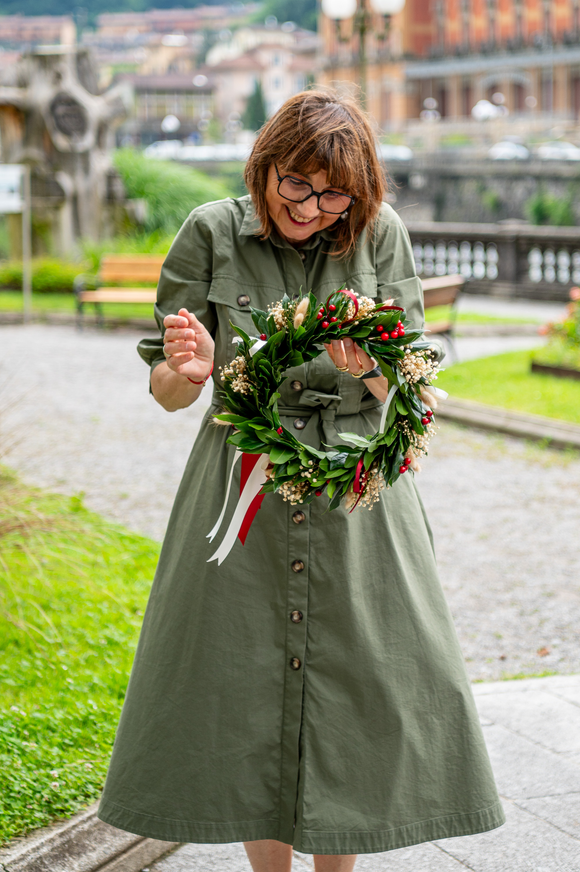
[290,657,302,670]
[237,294,250,307]
[299,251,306,262]
[290,380,303,391]
[292,560,305,573]
[293,418,306,430]
[290,610,303,623]
[292,510,306,524]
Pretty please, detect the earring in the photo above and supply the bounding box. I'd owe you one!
[341,211,349,220]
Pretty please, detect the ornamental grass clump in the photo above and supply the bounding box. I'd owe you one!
[535,287,580,371]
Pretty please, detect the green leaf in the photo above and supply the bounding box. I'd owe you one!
[269,446,296,464]
[268,391,281,408]
[338,432,371,449]
[231,323,251,344]
[328,485,344,511]
[395,395,408,415]
[328,451,349,469]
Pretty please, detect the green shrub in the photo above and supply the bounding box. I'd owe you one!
[80,230,174,274]
[525,190,575,226]
[0,260,80,294]
[113,149,234,235]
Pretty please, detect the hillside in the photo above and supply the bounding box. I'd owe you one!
[0,0,316,30]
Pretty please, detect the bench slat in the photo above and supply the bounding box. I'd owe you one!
[100,255,164,283]
[79,290,157,303]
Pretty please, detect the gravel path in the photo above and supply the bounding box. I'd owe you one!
[1,323,579,681]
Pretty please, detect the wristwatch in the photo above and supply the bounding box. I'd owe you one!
[360,366,382,380]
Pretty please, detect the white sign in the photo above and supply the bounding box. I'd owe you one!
[0,164,24,214]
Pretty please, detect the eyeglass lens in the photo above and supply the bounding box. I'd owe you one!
[278,176,352,214]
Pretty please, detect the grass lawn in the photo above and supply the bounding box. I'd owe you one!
[425,305,536,326]
[0,292,155,322]
[437,350,580,424]
[1,294,537,328]
[0,468,159,846]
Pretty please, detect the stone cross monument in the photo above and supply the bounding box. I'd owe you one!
[0,46,130,255]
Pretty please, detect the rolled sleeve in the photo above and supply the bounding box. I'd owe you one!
[137,207,217,375]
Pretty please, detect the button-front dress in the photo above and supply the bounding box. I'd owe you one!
[97,196,505,854]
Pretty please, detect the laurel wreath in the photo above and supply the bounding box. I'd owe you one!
[215,288,441,511]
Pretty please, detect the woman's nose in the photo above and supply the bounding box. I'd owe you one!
[299,195,322,218]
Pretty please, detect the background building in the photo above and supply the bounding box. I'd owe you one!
[319,0,580,130]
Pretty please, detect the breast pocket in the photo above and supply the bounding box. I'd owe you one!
[208,278,274,367]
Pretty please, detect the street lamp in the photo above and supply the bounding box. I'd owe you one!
[321,0,406,106]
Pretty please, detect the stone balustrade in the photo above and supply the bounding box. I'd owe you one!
[406,221,580,301]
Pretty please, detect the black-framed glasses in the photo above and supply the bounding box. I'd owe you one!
[275,165,355,215]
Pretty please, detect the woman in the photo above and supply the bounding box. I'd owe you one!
[98,90,504,871]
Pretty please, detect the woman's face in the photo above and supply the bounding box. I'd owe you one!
[264,163,349,245]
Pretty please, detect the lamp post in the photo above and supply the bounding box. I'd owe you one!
[321,0,406,107]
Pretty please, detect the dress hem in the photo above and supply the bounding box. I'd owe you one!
[97,798,505,854]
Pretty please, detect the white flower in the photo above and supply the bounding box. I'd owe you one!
[50,781,59,789]
[293,298,309,329]
[50,769,59,777]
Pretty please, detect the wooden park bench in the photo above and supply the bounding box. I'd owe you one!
[74,256,465,348]
[74,254,164,327]
[422,273,465,359]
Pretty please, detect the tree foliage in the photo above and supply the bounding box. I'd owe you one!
[113,149,233,234]
[243,80,267,131]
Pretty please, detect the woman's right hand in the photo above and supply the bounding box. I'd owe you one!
[163,307,215,382]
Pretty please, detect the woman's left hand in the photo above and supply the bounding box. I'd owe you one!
[325,338,375,377]
[325,338,392,403]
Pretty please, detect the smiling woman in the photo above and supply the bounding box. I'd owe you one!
[245,91,385,257]
[97,88,504,872]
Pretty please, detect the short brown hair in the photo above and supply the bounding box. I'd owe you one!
[244,88,386,259]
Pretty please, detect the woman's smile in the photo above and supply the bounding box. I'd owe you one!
[286,206,317,225]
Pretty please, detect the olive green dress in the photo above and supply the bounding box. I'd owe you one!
[97,196,505,854]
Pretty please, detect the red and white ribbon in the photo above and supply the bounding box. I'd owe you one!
[207,451,269,566]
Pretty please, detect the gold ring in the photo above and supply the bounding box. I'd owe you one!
[336,365,349,372]
[352,367,366,378]
[163,347,172,359]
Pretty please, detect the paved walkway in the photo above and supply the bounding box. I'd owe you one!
[1,324,579,682]
[1,324,579,868]
[141,674,580,872]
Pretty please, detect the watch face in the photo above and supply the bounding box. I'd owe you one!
[50,92,88,140]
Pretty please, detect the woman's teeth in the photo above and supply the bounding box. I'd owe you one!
[288,207,313,224]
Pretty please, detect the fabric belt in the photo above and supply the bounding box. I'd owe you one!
[211,388,382,450]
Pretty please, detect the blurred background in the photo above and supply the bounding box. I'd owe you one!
[2,3,580,864]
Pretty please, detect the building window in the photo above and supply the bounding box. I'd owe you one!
[461,81,472,117]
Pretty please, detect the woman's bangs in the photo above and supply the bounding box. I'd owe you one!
[278,136,362,196]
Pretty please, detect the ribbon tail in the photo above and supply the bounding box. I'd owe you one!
[429,386,448,400]
[379,383,399,434]
[207,455,269,566]
[206,448,242,542]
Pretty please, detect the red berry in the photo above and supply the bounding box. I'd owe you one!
[390,330,399,339]
[260,333,267,340]
[328,304,336,311]
[404,457,411,465]
[426,410,433,418]
[276,426,283,435]
[421,417,429,424]
[316,312,324,320]
[322,321,330,328]
[380,333,390,341]
[315,489,322,496]
[330,316,337,322]
[397,321,403,328]
[399,328,405,336]
[376,325,384,332]
[399,465,408,474]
